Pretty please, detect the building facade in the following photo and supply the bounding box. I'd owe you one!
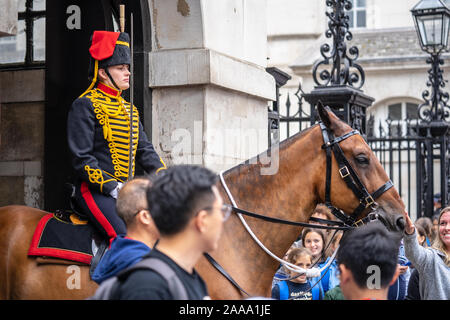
[0,0,447,218]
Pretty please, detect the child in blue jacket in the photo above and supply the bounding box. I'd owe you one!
[272,247,323,300]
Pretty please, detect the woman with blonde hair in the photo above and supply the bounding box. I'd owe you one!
[402,206,450,299]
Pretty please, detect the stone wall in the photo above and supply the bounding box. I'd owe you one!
[0,69,45,208]
[149,0,275,172]
[0,0,17,37]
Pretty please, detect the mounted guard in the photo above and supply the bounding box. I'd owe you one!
[67,29,166,242]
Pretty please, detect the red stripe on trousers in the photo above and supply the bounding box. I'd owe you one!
[80,181,117,241]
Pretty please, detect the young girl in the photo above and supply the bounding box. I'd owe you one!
[272,243,298,287]
[271,247,323,300]
[302,228,327,263]
[302,228,339,293]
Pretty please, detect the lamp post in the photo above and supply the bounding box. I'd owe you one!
[411,0,450,216]
[412,0,450,124]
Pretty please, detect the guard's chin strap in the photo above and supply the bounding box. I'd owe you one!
[105,67,121,92]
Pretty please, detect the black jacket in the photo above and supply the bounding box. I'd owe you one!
[67,83,165,194]
[117,249,209,300]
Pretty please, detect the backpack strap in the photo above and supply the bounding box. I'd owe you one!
[116,257,189,300]
[277,281,289,300]
[86,276,121,300]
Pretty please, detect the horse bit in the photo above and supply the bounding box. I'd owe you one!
[204,121,394,297]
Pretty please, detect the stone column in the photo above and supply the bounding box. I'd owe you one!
[148,0,275,172]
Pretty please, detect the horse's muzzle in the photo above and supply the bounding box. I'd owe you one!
[373,207,405,233]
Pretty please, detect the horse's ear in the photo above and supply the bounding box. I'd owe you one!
[317,101,332,128]
[317,102,348,135]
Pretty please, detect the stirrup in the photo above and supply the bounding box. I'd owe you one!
[64,182,88,218]
[89,235,109,278]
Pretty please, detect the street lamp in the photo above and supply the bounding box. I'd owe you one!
[411,0,450,123]
[411,0,450,217]
[412,0,450,55]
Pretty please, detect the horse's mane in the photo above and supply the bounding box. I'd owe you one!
[222,123,318,176]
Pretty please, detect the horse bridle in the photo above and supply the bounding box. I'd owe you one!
[206,122,395,297]
[319,121,394,227]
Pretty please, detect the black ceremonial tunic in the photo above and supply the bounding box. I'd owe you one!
[67,82,166,239]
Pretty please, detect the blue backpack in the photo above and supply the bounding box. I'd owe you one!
[277,280,321,300]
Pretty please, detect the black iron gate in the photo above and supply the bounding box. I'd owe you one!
[366,117,449,218]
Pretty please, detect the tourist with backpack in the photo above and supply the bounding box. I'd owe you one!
[90,165,229,300]
[91,177,159,284]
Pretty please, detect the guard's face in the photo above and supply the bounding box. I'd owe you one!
[107,64,130,90]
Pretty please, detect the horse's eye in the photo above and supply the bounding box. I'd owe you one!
[355,155,369,165]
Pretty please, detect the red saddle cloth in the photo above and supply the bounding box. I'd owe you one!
[28,213,96,265]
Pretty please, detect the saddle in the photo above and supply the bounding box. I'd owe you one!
[28,183,109,277]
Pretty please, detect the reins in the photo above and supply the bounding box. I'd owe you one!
[218,171,331,278]
[230,206,352,231]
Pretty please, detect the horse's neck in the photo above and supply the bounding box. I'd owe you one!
[224,126,320,223]
[220,127,321,295]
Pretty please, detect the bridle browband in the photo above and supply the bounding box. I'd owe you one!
[206,122,395,297]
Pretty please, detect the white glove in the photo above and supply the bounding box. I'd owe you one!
[109,182,124,199]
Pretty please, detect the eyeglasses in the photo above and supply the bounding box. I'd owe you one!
[202,204,232,221]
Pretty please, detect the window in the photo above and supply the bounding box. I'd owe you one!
[388,102,419,136]
[348,0,366,29]
[0,0,45,68]
[367,100,421,138]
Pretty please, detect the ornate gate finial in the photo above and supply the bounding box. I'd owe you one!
[312,0,365,89]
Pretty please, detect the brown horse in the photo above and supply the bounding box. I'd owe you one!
[0,105,405,299]
[195,104,406,299]
[0,205,99,299]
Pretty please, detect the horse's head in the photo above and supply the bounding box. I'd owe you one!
[315,103,406,233]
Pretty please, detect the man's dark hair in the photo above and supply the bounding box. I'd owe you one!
[147,165,218,236]
[337,222,400,289]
